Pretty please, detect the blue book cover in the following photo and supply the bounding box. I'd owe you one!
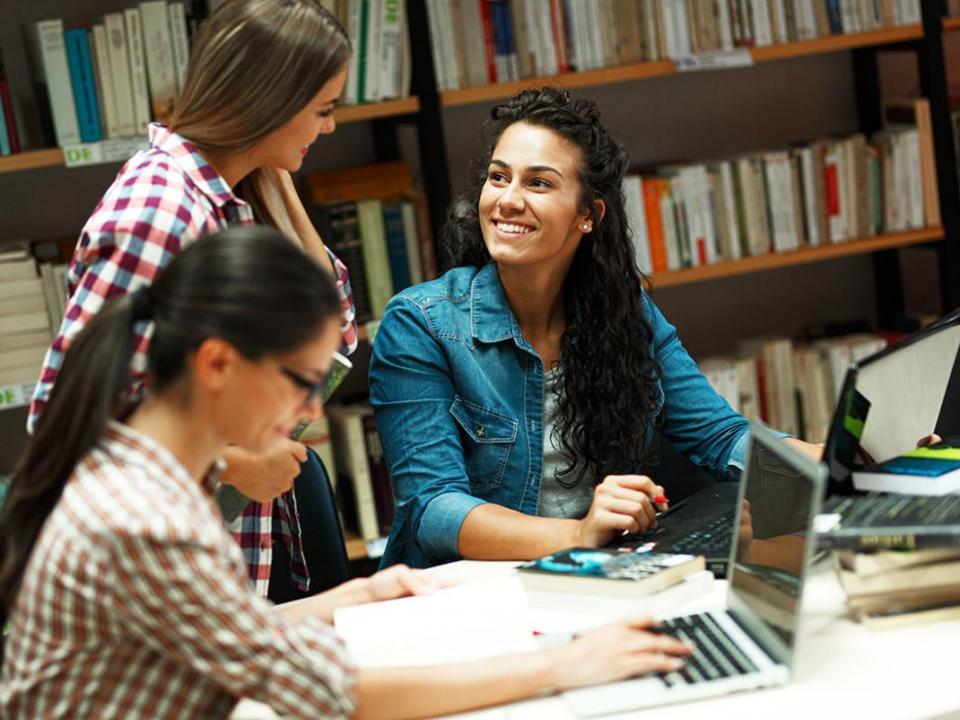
[0,97,10,155]
[383,202,411,292]
[64,28,102,143]
[825,0,842,35]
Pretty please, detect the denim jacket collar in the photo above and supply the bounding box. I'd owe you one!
[470,262,527,348]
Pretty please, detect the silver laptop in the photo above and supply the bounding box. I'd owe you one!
[563,421,827,716]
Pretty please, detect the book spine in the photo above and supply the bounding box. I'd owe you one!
[479,0,498,82]
[0,97,9,155]
[168,2,190,92]
[0,49,21,152]
[378,0,404,99]
[90,25,120,139]
[139,0,178,122]
[124,9,153,134]
[64,29,103,143]
[818,530,960,552]
[35,19,81,146]
[383,202,412,291]
[399,200,423,285]
[356,199,396,318]
[105,14,137,137]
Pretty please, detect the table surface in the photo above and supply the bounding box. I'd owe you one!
[233,559,960,720]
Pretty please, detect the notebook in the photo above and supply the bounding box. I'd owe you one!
[563,421,827,716]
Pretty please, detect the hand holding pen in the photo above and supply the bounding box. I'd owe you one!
[574,474,671,548]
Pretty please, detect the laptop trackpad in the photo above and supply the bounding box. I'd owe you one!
[563,676,667,718]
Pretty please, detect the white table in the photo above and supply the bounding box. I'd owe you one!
[233,558,960,720]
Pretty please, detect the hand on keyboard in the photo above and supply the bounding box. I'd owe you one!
[545,616,692,691]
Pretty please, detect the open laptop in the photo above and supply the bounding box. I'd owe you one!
[821,307,960,495]
[564,421,827,716]
[817,310,960,531]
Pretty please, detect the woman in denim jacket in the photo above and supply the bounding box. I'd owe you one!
[370,88,820,569]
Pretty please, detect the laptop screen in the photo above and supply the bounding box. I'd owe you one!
[727,422,826,666]
[819,313,960,492]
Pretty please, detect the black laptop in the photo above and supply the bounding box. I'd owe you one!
[617,482,739,577]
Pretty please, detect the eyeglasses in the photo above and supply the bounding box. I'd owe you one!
[277,365,325,407]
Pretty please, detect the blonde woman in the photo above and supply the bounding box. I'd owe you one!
[28,0,356,595]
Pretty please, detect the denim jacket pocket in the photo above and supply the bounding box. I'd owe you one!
[449,396,519,491]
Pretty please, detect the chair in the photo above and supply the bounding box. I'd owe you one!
[268,448,350,604]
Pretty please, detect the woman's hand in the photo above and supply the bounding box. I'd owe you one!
[359,564,446,604]
[573,475,665,548]
[221,440,306,503]
[547,616,691,691]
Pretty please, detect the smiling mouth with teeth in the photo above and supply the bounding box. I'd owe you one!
[495,221,534,234]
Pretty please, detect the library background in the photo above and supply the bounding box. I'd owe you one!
[0,0,958,568]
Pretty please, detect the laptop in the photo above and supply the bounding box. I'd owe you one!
[617,483,739,577]
[563,421,827,716]
[818,309,960,523]
[821,307,960,494]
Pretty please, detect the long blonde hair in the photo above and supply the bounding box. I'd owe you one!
[168,0,351,239]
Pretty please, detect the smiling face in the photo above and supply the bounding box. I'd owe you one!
[478,122,595,275]
[253,65,349,171]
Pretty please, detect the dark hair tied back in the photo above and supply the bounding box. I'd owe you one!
[0,226,342,635]
[442,87,662,486]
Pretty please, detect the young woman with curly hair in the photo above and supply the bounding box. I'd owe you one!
[369,87,820,569]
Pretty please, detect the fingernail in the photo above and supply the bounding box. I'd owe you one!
[654,495,668,504]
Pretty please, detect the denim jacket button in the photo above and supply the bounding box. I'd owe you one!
[475,426,486,438]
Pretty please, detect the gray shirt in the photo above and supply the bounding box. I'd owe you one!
[537,368,595,518]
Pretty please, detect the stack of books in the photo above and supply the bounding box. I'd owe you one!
[0,243,56,404]
[834,548,960,628]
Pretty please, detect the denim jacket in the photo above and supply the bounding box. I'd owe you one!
[369,262,750,568]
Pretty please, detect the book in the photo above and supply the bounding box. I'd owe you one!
[852,442,960,496]
[27,19,81,147]
[104,13,137,137]
[139,1,178,122]
[517,548,705,597]
[835,548,960,577]
[124,8,153,134]
[64,28,103,143]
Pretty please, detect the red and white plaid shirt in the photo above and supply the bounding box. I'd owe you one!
[27,123,358,596]
[0,422,356,720]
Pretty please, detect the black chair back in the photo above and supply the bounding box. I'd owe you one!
[268,448,350,604]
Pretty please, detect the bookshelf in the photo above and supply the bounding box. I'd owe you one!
[943,17,960,33]
[441,25,925,108]
[0,97,421,175]
[652,228,943,289]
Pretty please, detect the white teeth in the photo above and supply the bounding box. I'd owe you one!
[496,222,533,234]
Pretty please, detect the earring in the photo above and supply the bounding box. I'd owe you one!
[581,223,591,232]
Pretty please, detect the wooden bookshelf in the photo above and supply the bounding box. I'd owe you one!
[944,17,960,32]
[651,227,943,289]
[749,24,923,62]
[441,61,675,107]
[0,148,64,175]
[335,95,420,123]
[441,26,924,108]
[0,97,421,175]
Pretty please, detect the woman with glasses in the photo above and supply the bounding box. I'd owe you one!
[0,227,690,720]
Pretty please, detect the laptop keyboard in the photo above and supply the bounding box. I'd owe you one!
[667,511,735,556]
[657,612,758,686]
[824,494,960,526]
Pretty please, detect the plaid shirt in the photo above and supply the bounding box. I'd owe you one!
[0,422,356,720]
[27,123,359,596]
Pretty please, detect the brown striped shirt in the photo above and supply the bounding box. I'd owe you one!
[0,422,356,719]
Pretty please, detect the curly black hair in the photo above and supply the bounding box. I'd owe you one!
[441,87,662,486]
